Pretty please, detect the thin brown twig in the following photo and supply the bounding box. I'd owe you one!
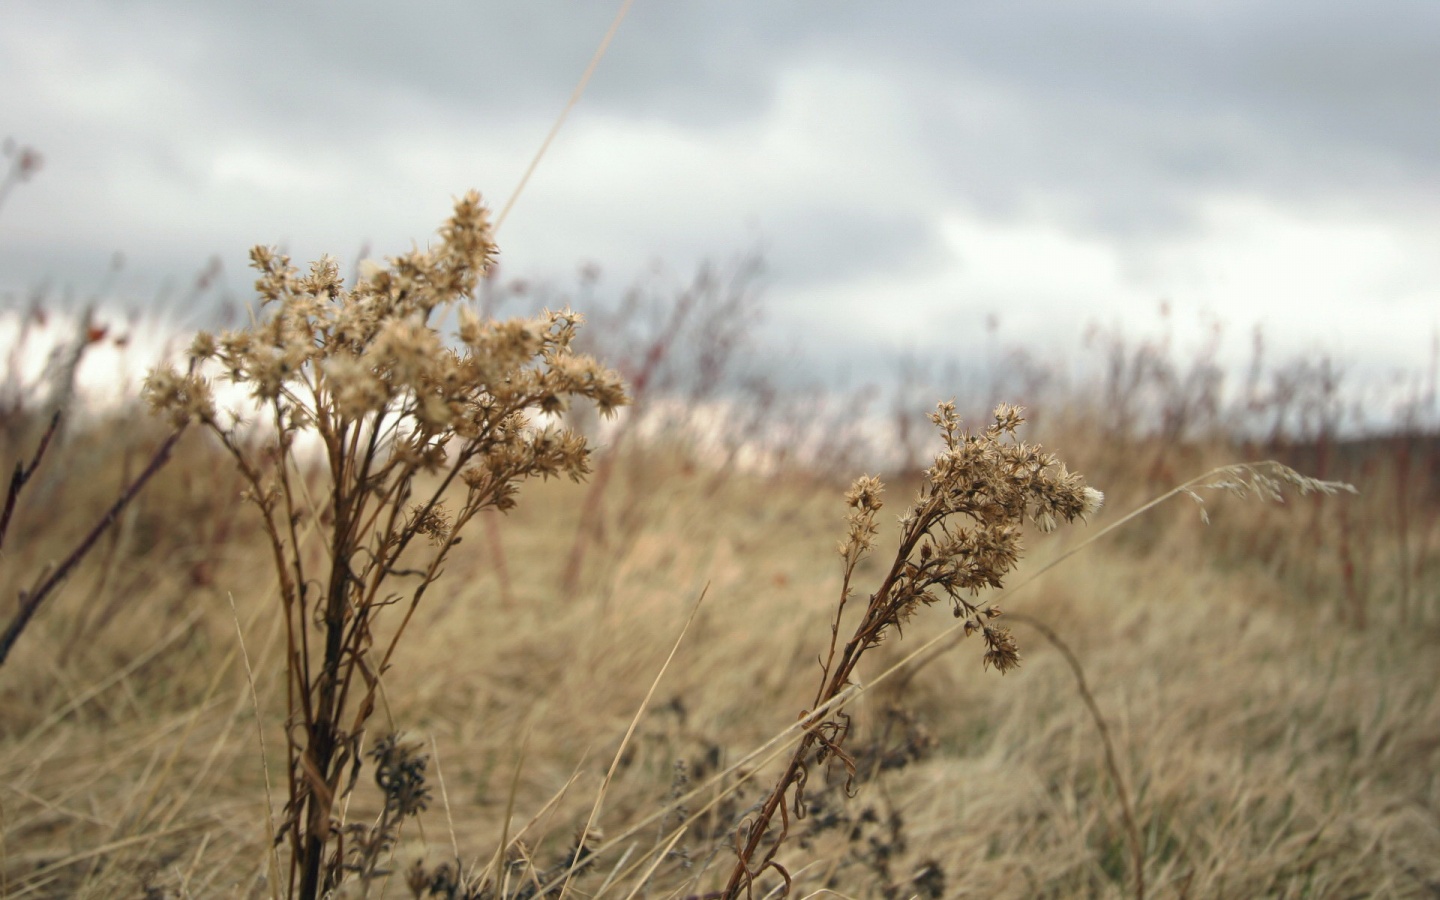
[0,142,43,216]
[0,424,186,667]
[0,409,62,550]
[482,509,514,607]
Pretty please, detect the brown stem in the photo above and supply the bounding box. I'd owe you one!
[0,409,61,550]
[722,511,935,898]
[722,745,811,899]
[0,425,185,667]
[298,449,363,900]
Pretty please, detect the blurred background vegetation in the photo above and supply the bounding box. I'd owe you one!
[1,136,1437,897]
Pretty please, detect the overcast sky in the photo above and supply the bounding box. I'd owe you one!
[3,1,1438,397]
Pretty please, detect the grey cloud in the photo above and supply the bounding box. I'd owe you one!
[13,2,1437,223]
[760,206,945,288]
[3,0,1438,384]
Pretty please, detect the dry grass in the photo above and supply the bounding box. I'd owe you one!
[1,384,1437,897]
[1,175,1436,898]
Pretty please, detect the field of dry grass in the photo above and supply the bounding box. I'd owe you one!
[0,155,1436,898]
[1,312,1437,899]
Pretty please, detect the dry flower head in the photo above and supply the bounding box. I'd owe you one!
[838,402,1102,673]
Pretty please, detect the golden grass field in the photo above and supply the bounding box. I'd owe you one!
[0,169,1433,899]
[6,3,1440,886]
[1,333,1437,899]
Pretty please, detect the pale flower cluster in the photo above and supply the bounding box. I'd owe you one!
[144,191,627,487]
[842,402,1102,673]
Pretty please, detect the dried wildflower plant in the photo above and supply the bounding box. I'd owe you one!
[722,402,1101,899]
[144,192,627,900]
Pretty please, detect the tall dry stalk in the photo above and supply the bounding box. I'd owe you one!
[721,402,1102,899]
[144,192,627,899]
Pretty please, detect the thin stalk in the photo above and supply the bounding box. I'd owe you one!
[0,426,185,667]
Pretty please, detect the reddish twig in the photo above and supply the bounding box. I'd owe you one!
[561,285,696,594]
[0,426,186,667]
[0,409,61,550]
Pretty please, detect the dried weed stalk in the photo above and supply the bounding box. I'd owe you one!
[145,192,626,900]
[721,402,1102,899]
[0,410,187,668]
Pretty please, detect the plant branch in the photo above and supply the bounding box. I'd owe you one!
[0,409,61,551]
[0,425,185,667]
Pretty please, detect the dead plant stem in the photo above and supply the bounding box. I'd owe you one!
[0,425,186,668]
